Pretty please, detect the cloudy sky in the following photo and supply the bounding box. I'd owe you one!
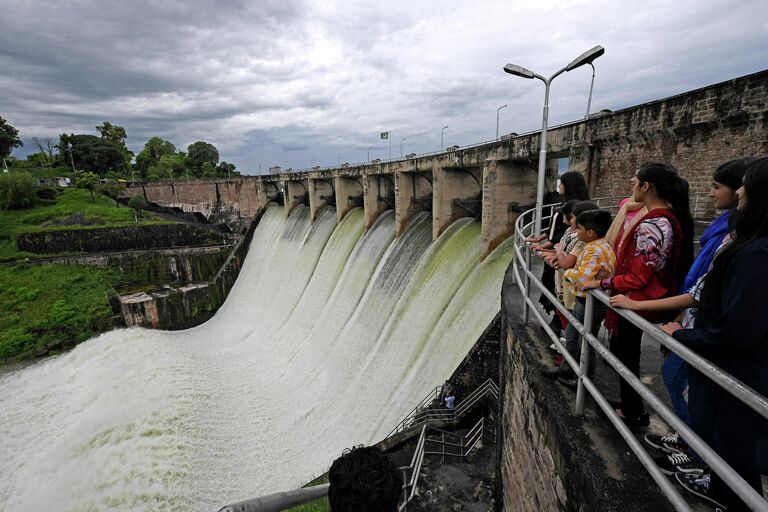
[1,0,766,174]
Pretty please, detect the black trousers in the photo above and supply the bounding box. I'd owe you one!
[609,316,645,418]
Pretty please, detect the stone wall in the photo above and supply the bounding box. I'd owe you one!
[117,212,260,330]
[577,70,768,206]
[448,314,500,395]
[22,246,233,284]
[17,224,229,254]
[499,267,673,512]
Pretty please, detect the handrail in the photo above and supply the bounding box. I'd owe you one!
[216,484,330,512]
[512,203,768,511]
[399,417,496,511]
[386,379,499,438]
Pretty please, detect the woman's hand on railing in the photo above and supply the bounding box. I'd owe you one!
[609,294,639,310]
[660,322,683,336]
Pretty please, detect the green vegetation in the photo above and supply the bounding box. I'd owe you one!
[0,264,124,359]
[286,474,330,512]
[0,188,169,261]
[0,172,38,210]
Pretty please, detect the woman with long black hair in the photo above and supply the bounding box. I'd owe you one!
[530,171,590,334]
[665,156,768,511]
[581,162,693,426]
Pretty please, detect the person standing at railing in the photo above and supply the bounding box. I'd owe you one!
[529,172,590,337]
[580,162,693,428]
[608,157,754,478]
[662,157,768,512]
[548,209,616,388]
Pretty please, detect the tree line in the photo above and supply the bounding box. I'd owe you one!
[0,116,239,181]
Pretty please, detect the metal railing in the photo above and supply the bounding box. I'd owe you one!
[511,202,768,511]
[386,379,500,438]
[399,417,496,512]
[215,379,499,512]
[216,484,329,512]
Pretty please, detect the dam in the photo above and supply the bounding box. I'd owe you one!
[0,203,512,511]
[2,70,767,512]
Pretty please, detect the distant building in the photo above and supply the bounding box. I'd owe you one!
[54,177,71,187]
[269,166,281,175]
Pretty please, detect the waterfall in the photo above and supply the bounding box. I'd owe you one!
[0,203,512,511]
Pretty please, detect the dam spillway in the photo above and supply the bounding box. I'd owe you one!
[0,203,512,511]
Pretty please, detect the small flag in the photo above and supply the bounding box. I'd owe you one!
[380,132,389,139]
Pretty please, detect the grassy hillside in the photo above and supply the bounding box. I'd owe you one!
[0,263,125,359]
[0,188,169,261]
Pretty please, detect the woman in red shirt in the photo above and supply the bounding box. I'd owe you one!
[581,162,693,426]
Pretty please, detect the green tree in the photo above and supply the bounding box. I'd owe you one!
[96,180,126,207]
[135,137,177,178]
[0,172,37,210]
[96,121,133,168]
[217,161,238,178]
[0,117,24,170]
[74,171,100,202]
[187,141,219,172]
[58,134,125,176]
[127,195,148,219]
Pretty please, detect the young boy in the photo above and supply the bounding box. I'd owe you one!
[544,209,615,387]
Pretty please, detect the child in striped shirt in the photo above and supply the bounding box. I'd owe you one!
[544,209,615,386]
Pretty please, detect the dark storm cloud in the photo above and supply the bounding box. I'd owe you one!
[2,0,767,173]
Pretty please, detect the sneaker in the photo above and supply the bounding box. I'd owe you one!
[675,472,726,509]
[644,433,686,454]
[654,452,706,476]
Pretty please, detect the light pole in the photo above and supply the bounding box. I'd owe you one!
[584,62,596,120]
[337,153,341,165]
[367,146,373,162]
[440,125,448,150]
[400,137,407,158]
[496,104,508,140]
[503,45,604,239]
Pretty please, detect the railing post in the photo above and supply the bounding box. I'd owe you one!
[575,292,594,415]
[522,244,532,323]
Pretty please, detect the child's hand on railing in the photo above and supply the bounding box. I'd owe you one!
[576,280,601,292]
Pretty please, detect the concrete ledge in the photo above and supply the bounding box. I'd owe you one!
[499,265,674,512]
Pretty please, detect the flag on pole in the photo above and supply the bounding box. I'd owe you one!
[380,132,389,139]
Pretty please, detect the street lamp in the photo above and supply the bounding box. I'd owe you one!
[503,44,604,238]
[496,104,508,140]
[337,153,341,165]
[367,146,373,162]
[440,125,449,150]
[584,62,596,120]
[400,137,407,158]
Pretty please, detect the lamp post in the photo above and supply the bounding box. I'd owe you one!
[440,125,449,150]
[584,62,596,120]
[367,146,373,163]
[337,153,341,165]
[400,137,407,158]
[503,45,604,239]
[504,45,604,327]
[496,104,508,140]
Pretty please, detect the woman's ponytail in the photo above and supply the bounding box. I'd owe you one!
[670,175,694,274]
[637,162,694,277]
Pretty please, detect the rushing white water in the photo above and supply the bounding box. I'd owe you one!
[0,203,512,511]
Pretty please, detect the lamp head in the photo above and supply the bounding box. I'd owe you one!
[565,45,604,71]
[503,64,535,79]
